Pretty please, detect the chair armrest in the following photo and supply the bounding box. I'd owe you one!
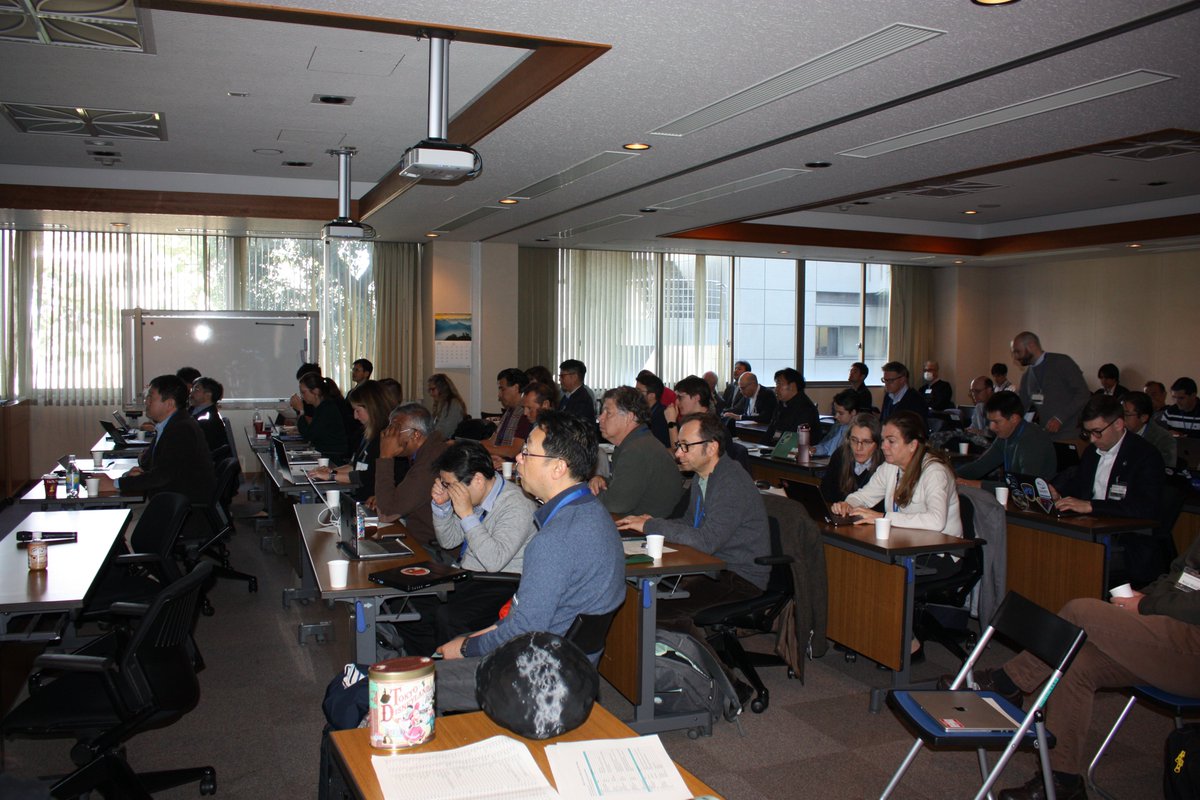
[114,552,164,565]
[468,571,522,584]
[33,653,114,673]
[108,601,151,618]
[754,555,794,566]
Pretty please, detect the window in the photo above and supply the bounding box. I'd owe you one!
[733,257,797,382]
[803,260,891,383]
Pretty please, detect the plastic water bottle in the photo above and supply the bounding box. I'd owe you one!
[65,455,81,498]
[355,502,366,541]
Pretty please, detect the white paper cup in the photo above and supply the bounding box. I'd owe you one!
[958,442,970,455]
[1109,582,1135,598]
[995,487,1009,507]
[86,476,101,496]
[644,534,665,559]
[502,461,513,479]
[91,449,105,468]
[317,457,330,468]
[874,517,892,540]
[328,559,350,589]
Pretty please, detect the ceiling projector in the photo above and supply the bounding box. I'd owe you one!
[398,139,482,181]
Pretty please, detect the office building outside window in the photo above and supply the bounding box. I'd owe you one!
[733,257,797,381]
[803,260,890,383]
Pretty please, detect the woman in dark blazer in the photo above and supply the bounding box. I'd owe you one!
[294,374,350,462]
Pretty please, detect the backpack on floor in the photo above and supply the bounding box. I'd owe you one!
[1165,723,1200,800]
[653,629,742,733]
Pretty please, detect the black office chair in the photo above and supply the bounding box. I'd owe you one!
[180,456,258,614]
[911,492,987,661]
[565,609,618,660]
[693,518,795,713]
[2,562,217,799]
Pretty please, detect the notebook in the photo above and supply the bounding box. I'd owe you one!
[369,562,470,593]
[912,690,1020,733]
[781,479,862,526]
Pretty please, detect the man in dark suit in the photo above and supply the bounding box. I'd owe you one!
[879,361,929,422]
[557,359,596,421]
[721,371,776,425]
[100,374,216,505]
[919,360,954,411]
[766,367,819,442]
[189,376,229,456]
[721,360,751,412]
[1052,395,1166,586]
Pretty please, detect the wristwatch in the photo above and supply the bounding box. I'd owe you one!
[667,421,677,429]
[460,636,471,658]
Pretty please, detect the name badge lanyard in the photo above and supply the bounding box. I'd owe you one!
[459,476,502,561]
[537,484,591,530]
[693,494,706,528]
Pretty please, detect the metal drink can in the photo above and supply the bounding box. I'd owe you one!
[368,656,436,749]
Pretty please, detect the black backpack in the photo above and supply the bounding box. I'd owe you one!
[1165,723,1200,800]
[653,629,742,736]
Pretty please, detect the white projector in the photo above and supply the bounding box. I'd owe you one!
[320,219,373,240]
[398,143,479,181]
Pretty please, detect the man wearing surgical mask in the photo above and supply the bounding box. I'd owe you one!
[919,360,955,411]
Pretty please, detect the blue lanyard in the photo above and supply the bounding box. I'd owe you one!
[539,485,590,529]
[1003,422,1025,473]
[693,493,706,528]
[458,476,503,561]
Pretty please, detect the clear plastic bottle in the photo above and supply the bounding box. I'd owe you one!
[65,455,81,498]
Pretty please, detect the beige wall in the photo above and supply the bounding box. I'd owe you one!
[937,250,1200,397]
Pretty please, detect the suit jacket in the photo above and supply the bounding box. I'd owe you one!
[558,385,596,421]
[1018,352,1091,434]
[735,386,776,424]
[850,384,874,412]
[122,411,216,504]
[1053,431,1164,519]
[721,381,740,411]
[919,379,954,411]
[193,406,228,455]
[374,431,449,548]
[766,393,819,441]
[880,386,929,422]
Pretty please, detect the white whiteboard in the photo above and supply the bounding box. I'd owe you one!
[122,309,318,407]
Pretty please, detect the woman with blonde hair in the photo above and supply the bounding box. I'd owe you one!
[426,373,466,438]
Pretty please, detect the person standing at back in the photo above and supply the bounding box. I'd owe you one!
[1011,331,1091,435]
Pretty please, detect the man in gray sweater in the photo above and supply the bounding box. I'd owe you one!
[590,386,684,518]
[434,411,625,712]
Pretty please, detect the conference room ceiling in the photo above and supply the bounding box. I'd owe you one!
[1,0,1199,267]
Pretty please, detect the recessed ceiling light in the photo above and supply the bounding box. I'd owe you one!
[1127,243,1142,248]
[254,148,282,155]
[778,250,791,254]
[84,139,114,147]
[622,142,651,151]
[498,198,519,205]
[1146,181,1169,186]
[110,222,128,228]
[639,207,658,213]
[227,91,249,98]
[954,259,965,264]
[312,94,355,106]
[804,161,831,169]
[425,232,440,238]
[282,161,312,167]
[852,200,871,205]
[972,0,1020,5]
[962,209,979,215]
[536,238,550,242]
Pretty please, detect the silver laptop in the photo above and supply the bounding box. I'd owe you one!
[333,493,413,560]
[273,437,325,480]
[912,690,1020,733]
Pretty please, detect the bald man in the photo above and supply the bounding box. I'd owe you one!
[1011,331,1091,435]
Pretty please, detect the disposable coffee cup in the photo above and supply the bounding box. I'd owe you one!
[958,442,970,455]
[874,517,892,540]
[1109,583,1135,599]
[317,457,331,468]
[91,449,105,469]
[502,461,513,479]
[995,487,1009,507]
[644,534,665,559]
[86,476,101,496]
[325,490,341,522]
[328,559,350,589]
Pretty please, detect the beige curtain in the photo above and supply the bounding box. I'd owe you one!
[372,241,423,399]
[887,264,935,372]
[0,231,33,401]
[517,247,558,370]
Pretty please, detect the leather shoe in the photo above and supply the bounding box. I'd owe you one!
[997,771,1088,800]
[935,668,1023,710]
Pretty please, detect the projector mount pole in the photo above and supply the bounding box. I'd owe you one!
[328,147,356,221]
[427,34,450,141]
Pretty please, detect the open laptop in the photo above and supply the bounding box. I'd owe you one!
[1004,473,1077,517]
[334,493,414,560]
[272,437,324,480]
[781,479,862,526]
[99,420,150,449]
[111,410,133,432]
[912,690,1020,733]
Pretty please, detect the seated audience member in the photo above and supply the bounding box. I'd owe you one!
[290,362,322,420]
[382,441,537,657]
[189,377,228,456]
[919,360,955,411]
[433,411,625,712]
[310,380,392,505]
[703,371,725,415]
[373,403,450,555]
[140,365,203,430]
[879,361,930,422]
[483,368,532,464]
[722,360,751,412]
[1163,377,1200,438]
[812,389,862,458]
[292,373,350,462]
[820,412,883,504]
[377,377,403,410]
[721,371,776,425]
[955,391,1056,491]
[427,373,467,439]
[766,367,819,442]
[523,365,560,405]
[991,362,1015,394]
[666,375,752,471]
[931,376,995,452]
[1123,390,1177,470]
[1094,362,1129,399]
[616,413,770,687]
[1011,331,1091,435]
[1143,380,1168,426]
[100,374,216,504]
[954,539,1200,800]
[1052,395,1164,519]
[637,369,676,408]
[635,372,671,447]
[557,359,596,421]
[521,382,556,426]
[848,361,874,412]
[350,358,373,387]
[589,387,684,518]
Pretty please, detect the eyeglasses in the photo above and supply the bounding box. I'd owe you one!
[1081,418,1117,439]
[881,376,902,384]
[672,439,712,453]
[518,445,556,460]
[435,478,461,491]
[848,436,875,447]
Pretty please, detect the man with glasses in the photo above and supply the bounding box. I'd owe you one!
[1163,377,1200,438]
[556,359,596,422]
[1011,331,1090,435]
[434,411,625,712]
[955,391,1056,491]
[589,387,684,517]
[634,372,671,447]
[375,403,449,557]
[1051,395,1164,520]
[879,361,929,423]
[379,440,537,658]
[616,413,769,687]
[1123,390,1177,470]
[766,367,819,442]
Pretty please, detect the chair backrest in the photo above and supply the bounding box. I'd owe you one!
[565,609,617,656]
[988,591,1087,674]
[221,415,239,461]
[763,516,795,597]
[211,456,241,505]
[129,492,192,565]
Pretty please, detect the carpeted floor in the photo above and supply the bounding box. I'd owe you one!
[0,493,1181,799]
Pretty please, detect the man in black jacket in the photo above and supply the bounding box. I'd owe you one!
[880,361,929,422]
[557,359,596,421]
[766,367,819,441]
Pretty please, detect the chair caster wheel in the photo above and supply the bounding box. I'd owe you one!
[686,728,701,740]
[845,652,857,663]
[69,742,94,767]
[786,668,797,680]
[298,598,312,607]
[201,599,215,616]
[200,767,217,795]
[751,696,768,713]
[248,577,259,593]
